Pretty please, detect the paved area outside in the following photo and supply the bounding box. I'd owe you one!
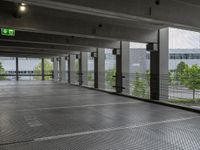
[0,81,200,150]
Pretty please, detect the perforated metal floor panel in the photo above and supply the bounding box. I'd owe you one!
[0,81,199,150]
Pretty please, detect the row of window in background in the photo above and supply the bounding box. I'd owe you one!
[146,53,200,60]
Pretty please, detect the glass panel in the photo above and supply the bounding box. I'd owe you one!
[0,57,16,81]
[87,52,94,87]
[166,27,200,109]
[74,58,80,85]
[44,58,53,80]
[105,49,116,92]
[127,42,150,99]
[19,57,41,80]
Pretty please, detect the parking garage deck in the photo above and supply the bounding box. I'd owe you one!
[0,81,200,150]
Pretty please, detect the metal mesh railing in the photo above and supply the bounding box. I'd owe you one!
[122,73,150,99]
[55,70,200,108]
[0,70,53,81]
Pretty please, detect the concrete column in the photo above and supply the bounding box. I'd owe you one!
[53,57,59,82]
[80,52,88,86]
[60,56,67,83]
[41,58,45,81]
[69,54,76,84]
[16,57,19,81]
[150,28,169,100]
[95,48,105,89]
[121,41,130,94]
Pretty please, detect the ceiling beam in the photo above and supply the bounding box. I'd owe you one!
[0,46,66,55]
[0,31,120,49]
[0,52,54,58]
[0,41,96,53]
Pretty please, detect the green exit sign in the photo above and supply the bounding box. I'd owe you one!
[1,28,15,36]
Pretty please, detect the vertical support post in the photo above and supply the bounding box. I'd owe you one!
[80,52,88,86]
[150,28,169,100]
[41,58,45,81]
[95,48,105,89]
[16,57,19,81]
[121,41,130,94]
[53,57,59,82]
[69,54,76,84]
[78,54,82,86]
[60,56,67,83]
[115,44,123,93]
[94,50,98,88]
[58,57,62,81]
[150,47,159,100]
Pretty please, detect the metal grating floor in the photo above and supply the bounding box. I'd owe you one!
[0,81,199,150]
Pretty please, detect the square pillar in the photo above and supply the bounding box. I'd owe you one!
[80,52,88,86]
[60,56,67,83]
[94,48,105,89]
[53,57,59,82]
[69,54,76,84]
[121,41,130,94]
[150,28,169,100]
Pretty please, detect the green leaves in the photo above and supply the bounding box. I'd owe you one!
[179,64,200,100]
[33,59,52,80]
[0,62,6,80]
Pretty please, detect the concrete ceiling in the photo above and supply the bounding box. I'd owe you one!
[1,0,200,57]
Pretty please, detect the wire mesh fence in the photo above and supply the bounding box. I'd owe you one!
[57,70,200,108]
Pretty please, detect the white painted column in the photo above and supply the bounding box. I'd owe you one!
[159,28,169,100]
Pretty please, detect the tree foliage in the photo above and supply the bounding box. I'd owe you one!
[0,62,6,80]
[176,61,188,82]
[33,59,53,80]
[105,67,116,88]
[132,72,146,97]
[180,64,200,101]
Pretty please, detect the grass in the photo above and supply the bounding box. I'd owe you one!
[168,98,200,104]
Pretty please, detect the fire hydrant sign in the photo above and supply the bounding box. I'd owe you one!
[1,28,15,36]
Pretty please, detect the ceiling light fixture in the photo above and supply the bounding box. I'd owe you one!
[19,3,27,12]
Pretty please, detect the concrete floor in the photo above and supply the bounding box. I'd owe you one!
[0,81,200,150]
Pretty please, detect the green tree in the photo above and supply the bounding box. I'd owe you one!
[180,64,200,101]
[87,71,93,81]
[106,67,116,88]
[33,59,53,80]
[176,61,188,82]
[132,72,146,97]
[0,62,6,80]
